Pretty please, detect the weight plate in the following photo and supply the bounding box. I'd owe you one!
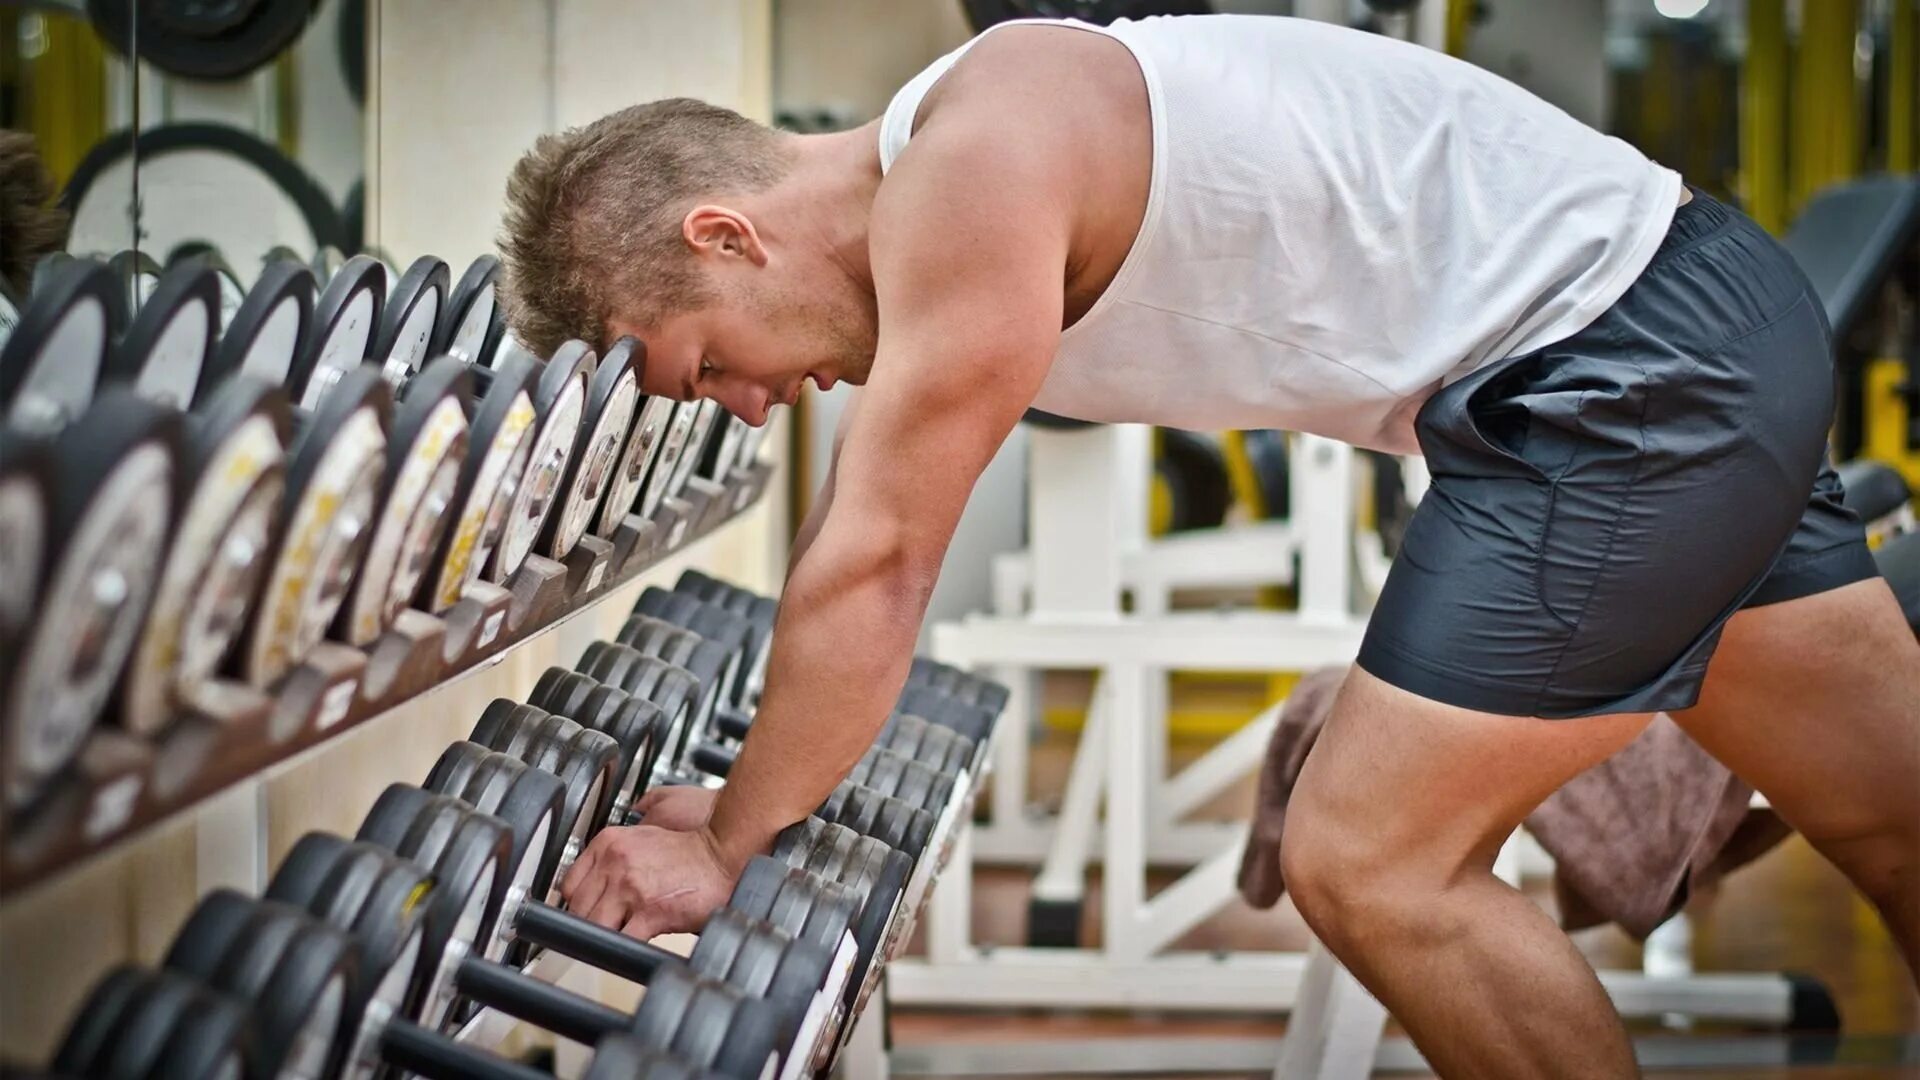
[64,125,339,285]
[0,258,115,430]
[897,684,994,748]
[595,342,666,536]
[436,254,499,363]
[697,412,748,483]
[2,391,182,810]
[241,364,390,693]
[105,250,161,328]
[489,349,584,578]
[703,988,788,1080]
[312,245,347,285]
[425,744,563,957]
[0,436,52,646]
[106,259,218,408]
[838,786,883,840]
[57,966,245,1080]
[665,400,722,499]
[894,758,947,815]
[422,739,489,800]
[87,0,315,81]
[583,1036,726,1080]
[292,254,385,411]
[421,352,537,608]
[877,711,926,760]
[529,674,661,809]
[727,857,858,967]
[202,260,314,398]
[857,747,905,799]
[637,399,699,519]
[335,357,469,644]
[53,966,149,1076]
[468,697,529,752]
[557,341,640,547]
[120,376,290,734]
[373,256,449,385]
[527,340,600,560]
[629,965,698,1063]
[874,798,933,863]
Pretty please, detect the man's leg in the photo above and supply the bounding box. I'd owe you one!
[1281,668,1651,1079]
[1671,577,1920,975]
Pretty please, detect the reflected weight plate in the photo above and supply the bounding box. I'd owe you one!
[240,365,391,693]
[121,376,291,735]
[421,353,538,610]
[335,357,469,645]
[2,390,182,810]
[638,400,699,520]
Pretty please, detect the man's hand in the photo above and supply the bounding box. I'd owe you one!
[558,824,739,939]
[631,784,717,832]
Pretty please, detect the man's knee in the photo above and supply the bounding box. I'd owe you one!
[1280,795,1450,953]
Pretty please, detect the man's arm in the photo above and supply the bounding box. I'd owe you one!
[784,390,862,582]
[703,118,1071,869]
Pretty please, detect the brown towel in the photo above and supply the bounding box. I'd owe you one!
[1235,666,1790,940]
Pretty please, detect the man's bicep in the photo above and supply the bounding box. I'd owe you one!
[830,127,1071,552]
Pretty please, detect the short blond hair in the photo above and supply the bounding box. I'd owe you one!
[498,98,791,359]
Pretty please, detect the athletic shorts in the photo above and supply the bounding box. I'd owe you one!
[1356,188,1880,719]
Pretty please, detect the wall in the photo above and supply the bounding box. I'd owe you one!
[0,1,779,1063]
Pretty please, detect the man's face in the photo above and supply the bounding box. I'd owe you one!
[611,210,878,425]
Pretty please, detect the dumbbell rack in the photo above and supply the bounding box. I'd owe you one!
[0,459,777,899]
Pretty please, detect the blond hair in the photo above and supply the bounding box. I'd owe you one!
[498,98,790,358]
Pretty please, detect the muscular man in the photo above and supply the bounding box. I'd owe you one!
[499,14,1919,1077]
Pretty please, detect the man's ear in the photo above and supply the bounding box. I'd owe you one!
[684,205,767,266]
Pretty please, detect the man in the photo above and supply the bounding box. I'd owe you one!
[500,14,1919,1078]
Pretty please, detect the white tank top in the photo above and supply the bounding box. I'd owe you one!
[878,15,1682,453]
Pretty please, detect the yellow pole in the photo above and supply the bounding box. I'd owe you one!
[1792,0,1861,209]
[1445,0,1472,58]
[1743,0,1788,232]
[1890,0,1917,172]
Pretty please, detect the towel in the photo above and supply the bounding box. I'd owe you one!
[1235,666,1789,939]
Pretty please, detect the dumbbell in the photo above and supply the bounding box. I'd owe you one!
[636,399,703,521]
[681,743,950,863]
[419,349,541,610]
[49,967,250,1079]
[1,258,117,431]
[709,708,974,786]
[594,338,680,538]
[907,655,1012,715]
[540,338,641,561]
[486,336,590,575]
[373,256,449,387]
[364,786,843,1057]
[637,584,768,714]
[103,256,218,409]
[194,259,314,400]
[236,362,391,693]
[289,253,384,412]
[263,831,796,1080]
[662,399,724,501]
[1,390,183,811]
[613,613,740,753]
[572,642,702,779]
[165,244,249,331]
[330,355,470,646]
[526,667,669,807]
[435,254,498,363]
[472,696,658,833]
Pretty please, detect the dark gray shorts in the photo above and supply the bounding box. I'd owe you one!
[1357,189,1880,719]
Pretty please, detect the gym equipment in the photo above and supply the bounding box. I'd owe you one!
[1152,428,1231,533]
[106,250,162,315]
[663,400,724,503]
[573,642,701,775]
[525,667,667,815]
[0,437,51,652]
[237,363,390,693]
[435,254,499,363]
[197,259,315,400]
[470,699,648,846]
[51,966,251,1079]
[332,357,470,646]
[542,339,639,558]
[615,613,739,753]
[105,257,219,409]
[637,400,702,520]
[291,254,385,411]
[165,245,249,328]
[63,126,341,273]
[0,258,116,431]
[374,256,451,386]
[1838,457,1915,541]
[86,0,315,80]
[420,352,540,610]
[1,390,183,811]
[1879,529,1920,628]
[596,341,675,539]
[643,583,769,712]
[119,375,291,736]
[489,341,587,577]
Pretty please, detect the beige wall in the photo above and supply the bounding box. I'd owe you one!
[0,1,778,1064]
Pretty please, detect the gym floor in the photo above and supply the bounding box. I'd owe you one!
[893,725,1920,1079]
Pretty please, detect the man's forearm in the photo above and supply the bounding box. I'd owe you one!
[705,543,931,866]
